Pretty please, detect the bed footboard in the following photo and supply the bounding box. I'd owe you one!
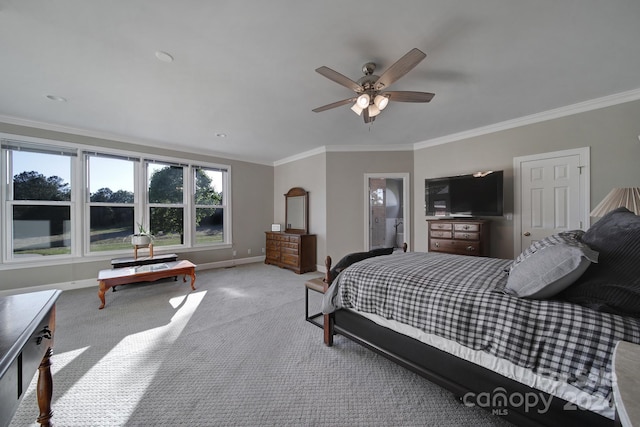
[323,243,407,346]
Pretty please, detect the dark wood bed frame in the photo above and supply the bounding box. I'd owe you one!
[320,251,613,427]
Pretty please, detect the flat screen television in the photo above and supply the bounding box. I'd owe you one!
[425,171,504,217]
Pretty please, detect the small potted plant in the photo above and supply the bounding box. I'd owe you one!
[127,222,154,246]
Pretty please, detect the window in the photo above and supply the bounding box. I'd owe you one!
[147,162,186,247]
[2,140,76,259]
[1,135,231,265]
[86,153,137,253]
[194,166,226,245]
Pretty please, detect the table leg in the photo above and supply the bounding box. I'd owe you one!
[185,268,196,290]
[98,281,107,309]
[36,347,54,427]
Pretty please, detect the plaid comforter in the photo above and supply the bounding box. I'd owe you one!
[323,252,640,399]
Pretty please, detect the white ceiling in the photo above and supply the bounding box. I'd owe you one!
[1,1,640,165]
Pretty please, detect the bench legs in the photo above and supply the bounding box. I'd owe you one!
[305,285,324,328]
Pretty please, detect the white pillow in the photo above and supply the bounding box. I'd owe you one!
[504,243,598,299]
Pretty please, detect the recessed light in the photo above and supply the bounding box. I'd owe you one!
[155,51,174,63]
[45,95,67,102]
[215,133,227,138]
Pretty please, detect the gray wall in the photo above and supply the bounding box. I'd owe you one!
[274,150,414,267]
[324,150,413,261]
[273,153,327,263]
[414,99,640,258]
[0,122,274,292]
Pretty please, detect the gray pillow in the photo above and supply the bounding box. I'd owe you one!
[508,229,588,274]
[504,243,598,299]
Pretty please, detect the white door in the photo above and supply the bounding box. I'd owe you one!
[513,148,590,257]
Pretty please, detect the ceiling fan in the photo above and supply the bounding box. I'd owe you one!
[312,48,435,123]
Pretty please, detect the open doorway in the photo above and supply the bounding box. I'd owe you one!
[364,173,410,251]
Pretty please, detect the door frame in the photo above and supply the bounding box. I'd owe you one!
[513,147,590,258]
[363,173,411,251]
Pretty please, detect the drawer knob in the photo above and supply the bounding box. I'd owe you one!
[36,327,53,345]
[466,246,475,252]
[434,242,440,248]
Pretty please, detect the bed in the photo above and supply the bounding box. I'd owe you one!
[320,207,640,426]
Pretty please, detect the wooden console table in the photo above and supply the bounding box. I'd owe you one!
[0,289,61,427]
[97,260,196,309]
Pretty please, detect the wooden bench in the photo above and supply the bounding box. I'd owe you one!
[304,277,326,328]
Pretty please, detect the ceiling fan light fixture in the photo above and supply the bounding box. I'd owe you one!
[368,104,380,117]
[374,94,389,110]
[356,93,370,108]
[350,103,364,116]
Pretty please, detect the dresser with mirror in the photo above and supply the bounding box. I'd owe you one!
[265,187,317,274]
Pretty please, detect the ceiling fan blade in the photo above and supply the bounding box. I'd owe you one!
[374,48,427,90]
[312,97,356,113]
[385,91,435,103]
[315,66,363,92]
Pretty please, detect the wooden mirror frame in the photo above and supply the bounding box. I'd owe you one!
[285,187,309,234]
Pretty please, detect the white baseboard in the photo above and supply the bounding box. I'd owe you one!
[0,257,266,298]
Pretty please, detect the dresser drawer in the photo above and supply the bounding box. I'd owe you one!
[265,250,280,262]
[430,239,479,255]
[454,223,480,232]
[281,253,300,266]
[431,222,453,231]
[430,230,452,239]
[454,231,479,241]
[280,243,298,255]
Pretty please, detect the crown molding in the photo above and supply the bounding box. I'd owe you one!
[273,145,327,166]
[3,87,639,168]
[273,143,414,166]
[0,114,274,166]
[414,88,640,150]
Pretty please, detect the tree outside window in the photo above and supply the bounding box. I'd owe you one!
[9,150,73,257]
[1,139,231,263]
[194,167,224,245]
[87,154,136,252]
[148,164,185,246]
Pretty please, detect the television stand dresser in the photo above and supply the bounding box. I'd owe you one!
[427,218,490,257]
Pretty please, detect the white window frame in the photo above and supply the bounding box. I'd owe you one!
[144,159,188,249]
[192,165,229,247]
[84,151,140,256]
[0,133,232,267]
[1,137,80,263]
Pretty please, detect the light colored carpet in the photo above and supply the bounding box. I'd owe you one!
[10,262,511,426]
